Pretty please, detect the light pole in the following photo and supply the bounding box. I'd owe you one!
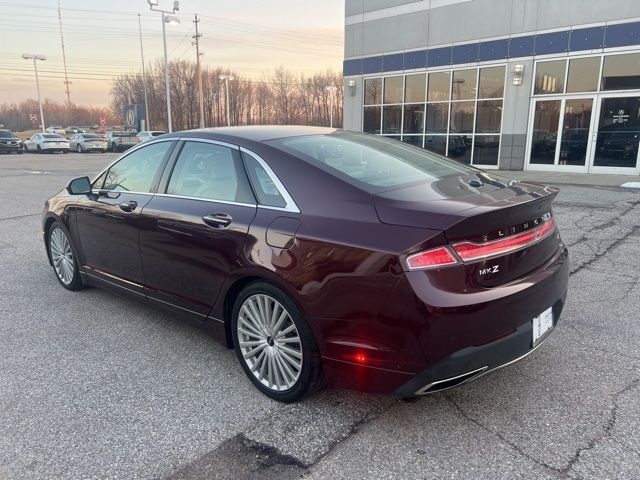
[148,1,180,133]
[22,54,47,132]
[219,74,234,127]
[325,85,338,128]
[138,14,150,130]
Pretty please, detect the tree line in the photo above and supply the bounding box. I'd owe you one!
[111,60,344,131]
[0,100,117,132]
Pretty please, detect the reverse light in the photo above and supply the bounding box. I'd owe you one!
[453,218,556,262]
[406,246,459,270]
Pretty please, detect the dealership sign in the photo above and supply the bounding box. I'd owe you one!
[124,104,145,131]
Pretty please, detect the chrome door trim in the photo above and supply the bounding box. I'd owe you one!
[154,192,257,209]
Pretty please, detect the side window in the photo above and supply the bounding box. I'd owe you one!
[241,151,287,208]
[166,141,254,204]
[103,141,172,192]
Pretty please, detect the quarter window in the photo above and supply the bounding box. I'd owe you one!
[166,142,254,204]
[241,151,287,208]
[101,141,172,192]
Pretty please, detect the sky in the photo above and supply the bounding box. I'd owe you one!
[0,0,345,106]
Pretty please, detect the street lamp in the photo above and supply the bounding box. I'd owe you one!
[22,53,47,133]
[219,74,234,127]
[148,0,180,133]
[325,85,338,128]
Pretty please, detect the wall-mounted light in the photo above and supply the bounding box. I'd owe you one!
[346,79,356,97]
[512,64,525,86]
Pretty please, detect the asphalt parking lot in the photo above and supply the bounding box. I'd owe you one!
[1,151,639,480]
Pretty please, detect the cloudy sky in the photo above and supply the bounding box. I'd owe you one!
[0,0,344,106]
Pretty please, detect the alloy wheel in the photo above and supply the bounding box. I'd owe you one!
[49,227,75,285]
[237,294,303,391]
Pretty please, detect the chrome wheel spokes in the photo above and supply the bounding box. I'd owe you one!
[237,294,302,391]
[50,227,74,285]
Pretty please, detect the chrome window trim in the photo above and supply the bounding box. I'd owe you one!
[154,192,256,209]
[90,189,154,196]
[239,147,301,213]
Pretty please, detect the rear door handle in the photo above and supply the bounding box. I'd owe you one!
[202,213,232,228]
[118,200,138,212]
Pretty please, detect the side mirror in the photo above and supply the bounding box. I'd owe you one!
[66,176,92,195]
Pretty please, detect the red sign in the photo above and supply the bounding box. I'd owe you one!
[99,117,106,126]
[29,113,38,124]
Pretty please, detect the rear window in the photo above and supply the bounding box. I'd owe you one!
[267,132,475,192]
[81,134,100,139]
[42,134,62,139]
[151,132,164,136]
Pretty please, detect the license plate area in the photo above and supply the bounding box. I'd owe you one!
[532,306,554,346]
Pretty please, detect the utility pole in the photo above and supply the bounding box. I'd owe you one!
[56,0,72,108]
[138,14,150,131]
[193,14,205,128]
[219,74,234,126]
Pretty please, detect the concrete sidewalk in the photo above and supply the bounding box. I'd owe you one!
[495,169,640,188]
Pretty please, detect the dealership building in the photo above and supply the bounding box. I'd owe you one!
[343,0,640,175]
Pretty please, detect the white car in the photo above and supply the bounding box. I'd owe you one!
[23,133,70,153]
[136,130,166,143]
[69,133,107,153]
[46,125,66,135]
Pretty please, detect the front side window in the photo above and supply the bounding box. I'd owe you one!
[101,141,172,192]
[166,141,254,204]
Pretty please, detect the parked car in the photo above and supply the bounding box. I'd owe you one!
[136,130,166,143]
[42,127,568,402]
[69,133,107,153]
[65,126,86,135]
[0,129,23,154]
[105,131,138,152]
[46,125,66,135]
[24,133,70,153]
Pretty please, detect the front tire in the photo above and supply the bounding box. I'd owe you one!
[47,222,83,291]
[77,144,83,153]
[231,281,323,402]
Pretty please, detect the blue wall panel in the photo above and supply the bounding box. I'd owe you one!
[508,35,535,58]
[569,26,605,51]
[362,56,384,74]
[604,21,640,48]
[452,43,479,64]
[403,50,428,69]
[534,31,570,55]
[382,53,404,72]
[427,47,452,67]
[478,39,509,62]
[343,59,363,76]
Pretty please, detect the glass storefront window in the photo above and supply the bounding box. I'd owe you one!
[566,57,600,93]
[452,69,477,100]
[424,135,447,155]
[593,96,640,168]
[476,100,503,133]
[450,102,475,133]
[402,135,423,147]
[382,105,402,134]
[534,60,566,95]
[403,104,425,134]
[384,76,403,104]
[448,135,472,164]
[530,100,561,164]
[363,106,381,134]
[478,66,505,98]
[427,72,451,101]
[364,78,382,105]
[601,53,640,91]
[405,74,426,103]
[425,103,449,133]
[559,99,593,166]
[473,135,500,165]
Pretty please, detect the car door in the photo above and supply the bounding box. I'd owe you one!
[139,139,257,317]
[74,140,176,295]
[26,134,38,151]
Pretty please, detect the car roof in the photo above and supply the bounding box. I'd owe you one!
[170,125,337,143]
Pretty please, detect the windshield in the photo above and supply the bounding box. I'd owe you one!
[0,130,13,138]
[266,132,476,192]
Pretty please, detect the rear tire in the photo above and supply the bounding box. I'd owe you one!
[231,281,323,402]
[77,144,83,153]
[37,145,42,153]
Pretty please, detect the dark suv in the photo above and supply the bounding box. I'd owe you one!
[0,129,22,154]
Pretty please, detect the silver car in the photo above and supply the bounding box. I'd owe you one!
[69,133,107,153]
[136,130,166,143]
[23,133,70,153]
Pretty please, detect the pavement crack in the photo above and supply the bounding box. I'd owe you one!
[564,324,640,362]
[570,226,640,276]
[0,213,40,221]
[446,395,567,478]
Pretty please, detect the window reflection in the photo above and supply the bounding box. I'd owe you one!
[534,60,566,95]
[384,76,404,104]
[601,53,640,91]
[364,78,382,105]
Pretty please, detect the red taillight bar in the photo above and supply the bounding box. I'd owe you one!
[452,218,556,262]
[406,246,459,270]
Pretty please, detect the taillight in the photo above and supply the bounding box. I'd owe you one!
[406,246,459,270]
[452,218,556,262]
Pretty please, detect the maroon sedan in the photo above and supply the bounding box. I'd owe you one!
[42,127,568,402]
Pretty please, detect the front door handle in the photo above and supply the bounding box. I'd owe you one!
[202,213,232,228]
[118,200,138,212]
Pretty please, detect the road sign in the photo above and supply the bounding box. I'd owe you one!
[99,117,106,126]
[29,113,38,124]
